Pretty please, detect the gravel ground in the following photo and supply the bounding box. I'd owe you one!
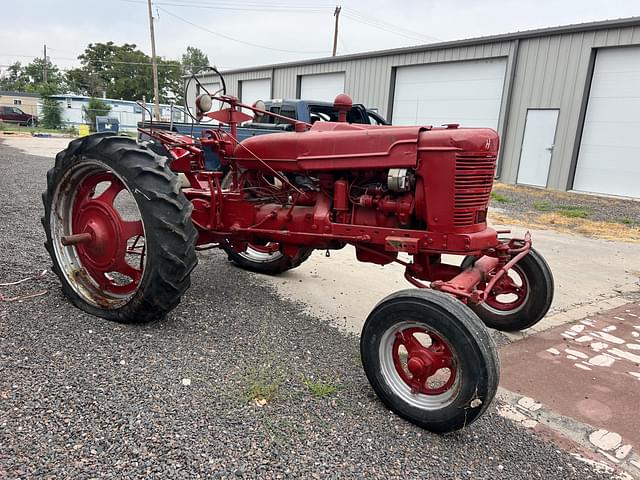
[492,183,640,226]
[0,142,610,479]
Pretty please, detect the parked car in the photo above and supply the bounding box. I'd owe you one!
[0,106,38,127]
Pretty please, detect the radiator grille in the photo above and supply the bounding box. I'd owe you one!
[454,154,496,227]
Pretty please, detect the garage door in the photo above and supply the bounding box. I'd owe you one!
[300,72,345,102]
[573,46,640,198]
[241,78,271,105]
[392,58,507,128]
[240,78,271,119]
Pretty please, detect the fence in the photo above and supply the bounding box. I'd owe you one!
[1,102,185,133]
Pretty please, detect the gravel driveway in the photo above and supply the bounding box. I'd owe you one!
[0,141,610,479]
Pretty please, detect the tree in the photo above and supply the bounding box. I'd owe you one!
[0,62,28,91]
[181,46,209,75]
[38,83,62,129]
[0,59,64,93]
[22,58,64,92]
[66,42,183,103]
[65,68,104,97]
[83,97,111,132]
[158,59,183,104]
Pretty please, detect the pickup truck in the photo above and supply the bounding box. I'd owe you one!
[138,99,388,142]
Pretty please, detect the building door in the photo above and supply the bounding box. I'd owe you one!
[300,72,345,102]
[573,46,640,198]
[516,109,559,187]
[240,79,271,106]
[392,58,507,128]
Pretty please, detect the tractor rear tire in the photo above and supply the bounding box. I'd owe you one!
[361,289,499,433]
[221,241,313,275]
[42,133,198,323]
[461,247,554,331]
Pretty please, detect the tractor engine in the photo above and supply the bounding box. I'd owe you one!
[228,121,499,261]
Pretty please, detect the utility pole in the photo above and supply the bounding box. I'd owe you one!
[43,44,48,83]
[146,0,161,120]
[332,6,341,57]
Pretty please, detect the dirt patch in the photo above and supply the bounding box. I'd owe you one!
[490,184,640,243]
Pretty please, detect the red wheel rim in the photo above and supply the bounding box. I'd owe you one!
[484,265,529,312]
[392,327,457,395]
[72,172,144,295]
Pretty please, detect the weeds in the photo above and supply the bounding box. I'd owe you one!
[243,363,284,404]
[533,201,590,218]
[533,201,553,212]
[247,379,280,403]
[490,192,511,203]
[303,377,339,398]
[557,206,589,219]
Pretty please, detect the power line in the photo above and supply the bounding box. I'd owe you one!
[342,8,441,43]
[0,53,200,69]
[155,6,328,54]
[119,0,331,12]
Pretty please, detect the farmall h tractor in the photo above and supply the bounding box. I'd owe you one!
[42,73,554,433]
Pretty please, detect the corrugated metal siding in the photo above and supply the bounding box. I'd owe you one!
[268,40,514,119]
[184,20,640,193]
[500,25,640,189]
[185,69,271,103]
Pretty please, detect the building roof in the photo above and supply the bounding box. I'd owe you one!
[210,15,640,76]
[0,91,40,98]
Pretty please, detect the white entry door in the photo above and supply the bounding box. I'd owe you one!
[517,109,559,187]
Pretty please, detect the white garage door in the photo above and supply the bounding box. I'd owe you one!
[573,46,640,198]
[241,78,271,105]
[392,58,507,128]
[240,78,271,119]
[300,72,345,102]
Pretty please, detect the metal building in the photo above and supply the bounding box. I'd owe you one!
[188,17,640,198]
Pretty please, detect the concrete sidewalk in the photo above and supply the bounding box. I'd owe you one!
[500,302,640,477]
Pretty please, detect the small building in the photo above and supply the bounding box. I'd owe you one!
[187,16,640,198]
[50,95,184,132]
[0,91,40,117]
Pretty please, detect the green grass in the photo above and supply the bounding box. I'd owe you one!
[532,201,590,219]
[303,377,339,398]
[246,379,280,403]
[557,206,590,219]
[613,218,635,226]
[533,201,554,212]
[490,191,511,203]
[0,123,77,136]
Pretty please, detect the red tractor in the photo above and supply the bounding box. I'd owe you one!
[42,74,553,433]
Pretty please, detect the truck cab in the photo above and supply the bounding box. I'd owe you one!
[252,99,389,128]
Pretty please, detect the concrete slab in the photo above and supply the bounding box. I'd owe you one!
[0,135,71,158]
[499,303,640,458]
[262,227,640,334]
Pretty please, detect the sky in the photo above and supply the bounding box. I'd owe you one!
[1,0,640,74]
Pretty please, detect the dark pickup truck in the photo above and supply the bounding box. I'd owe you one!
[138,99,388,142]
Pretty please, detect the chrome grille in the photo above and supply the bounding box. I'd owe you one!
[454,154,496,227]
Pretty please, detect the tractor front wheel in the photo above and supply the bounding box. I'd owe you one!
[462,247,554,331]
[361,289,499,433]
[42,133,198,322]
